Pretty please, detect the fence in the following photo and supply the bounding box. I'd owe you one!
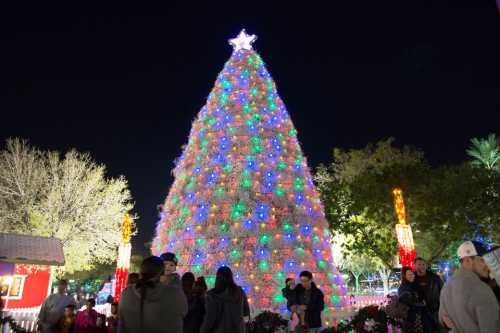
[1,307,39,333]
[348,295,388,310]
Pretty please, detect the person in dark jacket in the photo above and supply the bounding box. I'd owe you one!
[182,272,205,333]
[193,276,208,295]
[398,267,435,333]
[282,278,297,311]
[199,266,250,333]
[282,278,301,331]
[413,257,444,332]
[294,271,325,333]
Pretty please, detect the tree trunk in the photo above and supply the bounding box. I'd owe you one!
[353,273,361,294]
[378,267,391,295]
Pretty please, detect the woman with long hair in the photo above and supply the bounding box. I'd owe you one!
[200,266,250,333]
[193,277,208,296]
[182,272,205,333]
[398,267,435,333]
[119,256,187,333]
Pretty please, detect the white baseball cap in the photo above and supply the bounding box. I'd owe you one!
[457,241,488,259]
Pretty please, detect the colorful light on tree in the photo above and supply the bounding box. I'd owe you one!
[114,213,132,302]
[393,188,416,269]
[152,30,346,315]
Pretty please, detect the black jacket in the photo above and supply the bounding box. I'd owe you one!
[414,271,443,313]
[183,291,205,333]
[199,287,250,333]
[295,282,325,329]
[282,286,297,311]
[398,282,436,333]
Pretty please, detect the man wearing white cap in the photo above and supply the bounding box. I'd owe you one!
[439,241,500,333]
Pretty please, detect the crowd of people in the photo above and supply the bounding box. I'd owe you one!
[35,240,499,333]
[36,280,120,333]
[397,241,499,333]
[36,251,325,333]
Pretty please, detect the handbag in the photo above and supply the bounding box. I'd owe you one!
[385,294,409,321]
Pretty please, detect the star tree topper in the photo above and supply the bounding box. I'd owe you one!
[229,29,257,51]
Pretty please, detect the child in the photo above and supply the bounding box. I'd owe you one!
[282,278,304,330]
[59,304,76,333]
[96,314,107,333]
[106,302,119,333]
[159,252,181,287]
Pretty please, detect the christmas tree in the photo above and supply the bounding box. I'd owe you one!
[152,30,346,316]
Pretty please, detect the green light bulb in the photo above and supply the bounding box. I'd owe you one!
[230,249,241,258]
[273,293,286,303]
[258,260,269,271]
[259,234,270,244]
[275,272,285,281]
[180,207,190,217]
[277,161,287,170]
[241,178,252,189]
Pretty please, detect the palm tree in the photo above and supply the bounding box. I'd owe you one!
[467,133,500,172]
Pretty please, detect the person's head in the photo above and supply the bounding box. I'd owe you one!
[214,266,237,294]
[182,272,195,294]
[127,272,140,286]
[160,252,178,275]
[401,267,415,284]
[285,277,296,288]
[96,314,106,327]
[458,241,489,278]
[193,276,208,295]
[414,257,428,276]
[136,256,165,328]
[111,302,118,315]
[56,279,68,294]
[299,271,313,289]
[86,298,96,310]
[64,304,76,317]
[140,256,165,282]
[106,295,114,304]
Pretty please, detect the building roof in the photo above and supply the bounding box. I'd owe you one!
[0,233,65,266]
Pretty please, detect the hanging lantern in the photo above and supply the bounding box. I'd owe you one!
[393,189,416,269]
[114,213,133,302]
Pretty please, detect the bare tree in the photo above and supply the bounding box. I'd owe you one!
[0,138,133,274]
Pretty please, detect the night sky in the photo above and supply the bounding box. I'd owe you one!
[1,2,499,254]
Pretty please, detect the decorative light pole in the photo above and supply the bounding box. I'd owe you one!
[114,213,133,301]
[393,188,416,269]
